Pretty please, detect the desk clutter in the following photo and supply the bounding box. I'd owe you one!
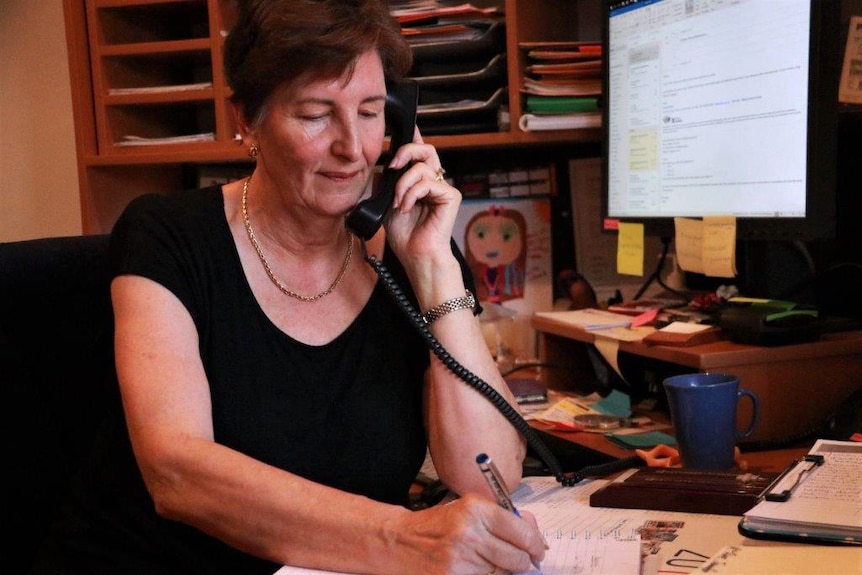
[552,261,862,346]
[532,292,862,445]
[519,389,677,450]
[540,298,831,347]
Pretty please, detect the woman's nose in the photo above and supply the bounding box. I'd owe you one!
[331,120,362,160]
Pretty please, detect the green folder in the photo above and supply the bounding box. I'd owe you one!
[526,96,600,114]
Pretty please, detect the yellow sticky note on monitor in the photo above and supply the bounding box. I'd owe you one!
[703,216,737,277]
[616,222,644,276]
[674,217,704,274]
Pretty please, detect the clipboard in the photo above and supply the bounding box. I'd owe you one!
[737,439,862,546]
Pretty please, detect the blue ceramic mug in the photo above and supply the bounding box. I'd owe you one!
[663,373,759,469]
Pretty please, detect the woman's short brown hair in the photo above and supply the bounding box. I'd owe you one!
[224,0,413,126]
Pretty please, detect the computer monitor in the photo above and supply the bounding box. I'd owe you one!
[602,0,842,243]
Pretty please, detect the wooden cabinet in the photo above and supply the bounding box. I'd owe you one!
[82,0,236,154]
[63,0,602,233]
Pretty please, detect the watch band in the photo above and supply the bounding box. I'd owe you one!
[421,290,476,325]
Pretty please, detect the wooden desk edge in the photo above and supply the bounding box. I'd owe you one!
[531,314,862,370]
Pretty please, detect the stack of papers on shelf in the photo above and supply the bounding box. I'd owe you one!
[115,133,215,146]
[518,41,602,131]
[108,82,212,96]
[535,308,633,331]
[518,111,600,131]
[521,77,601,96]
[393,2,501,47]
[401,23,484,44]
[519,41,602,96]
[390,2,499,25]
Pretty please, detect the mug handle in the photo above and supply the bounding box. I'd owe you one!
[736,388,760,439]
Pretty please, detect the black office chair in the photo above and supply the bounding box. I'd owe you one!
[0,234,116,569]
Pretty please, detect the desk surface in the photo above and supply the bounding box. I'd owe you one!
[531,421,809,474]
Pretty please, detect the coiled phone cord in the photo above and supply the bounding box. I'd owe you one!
[364,251,586,486]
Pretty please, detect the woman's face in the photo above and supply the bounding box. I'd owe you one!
[466,213,524,267]
[252,49,388,218]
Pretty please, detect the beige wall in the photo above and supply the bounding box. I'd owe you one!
[0,1,81,242]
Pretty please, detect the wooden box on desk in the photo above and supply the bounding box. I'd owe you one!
[589,467,777,516]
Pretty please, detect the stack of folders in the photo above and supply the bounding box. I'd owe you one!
[391,2,508,136]
[518,41,602,132]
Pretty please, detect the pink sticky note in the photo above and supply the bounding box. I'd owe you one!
[630,308,659,327]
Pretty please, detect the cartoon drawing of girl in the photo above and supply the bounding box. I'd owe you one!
[464,205,527,304]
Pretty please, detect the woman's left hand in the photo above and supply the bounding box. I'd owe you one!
[383,130,461,259]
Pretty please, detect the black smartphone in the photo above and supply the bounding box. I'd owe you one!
[345,80,419,240]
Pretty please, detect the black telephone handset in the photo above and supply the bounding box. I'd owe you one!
[346,80,419,241]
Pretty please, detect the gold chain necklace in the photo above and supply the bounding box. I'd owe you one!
[241,177,353,302]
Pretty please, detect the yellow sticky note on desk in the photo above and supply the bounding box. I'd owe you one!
[616,222,644,276]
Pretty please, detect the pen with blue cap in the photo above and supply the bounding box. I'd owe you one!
[476,453,543,573]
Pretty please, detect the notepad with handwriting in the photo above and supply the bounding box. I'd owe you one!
[738,439,862,544]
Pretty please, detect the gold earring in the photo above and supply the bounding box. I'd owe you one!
[248,143,260,159]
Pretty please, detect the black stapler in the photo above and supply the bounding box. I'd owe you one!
[719,300,819,346]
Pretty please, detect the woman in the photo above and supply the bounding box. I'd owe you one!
[34,1,545,574]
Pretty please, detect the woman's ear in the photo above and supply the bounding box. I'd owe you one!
[231,101,253,145]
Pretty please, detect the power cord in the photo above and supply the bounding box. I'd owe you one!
[633,236,688,301]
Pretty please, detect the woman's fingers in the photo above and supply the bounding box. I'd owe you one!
[388,141,443,176]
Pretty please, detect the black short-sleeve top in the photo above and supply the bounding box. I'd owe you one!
[110,186,433,502]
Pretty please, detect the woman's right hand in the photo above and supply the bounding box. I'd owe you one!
[383,132,461,266]
[390,493,546,575]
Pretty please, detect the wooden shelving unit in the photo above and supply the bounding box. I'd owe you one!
[63,0,602,234]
